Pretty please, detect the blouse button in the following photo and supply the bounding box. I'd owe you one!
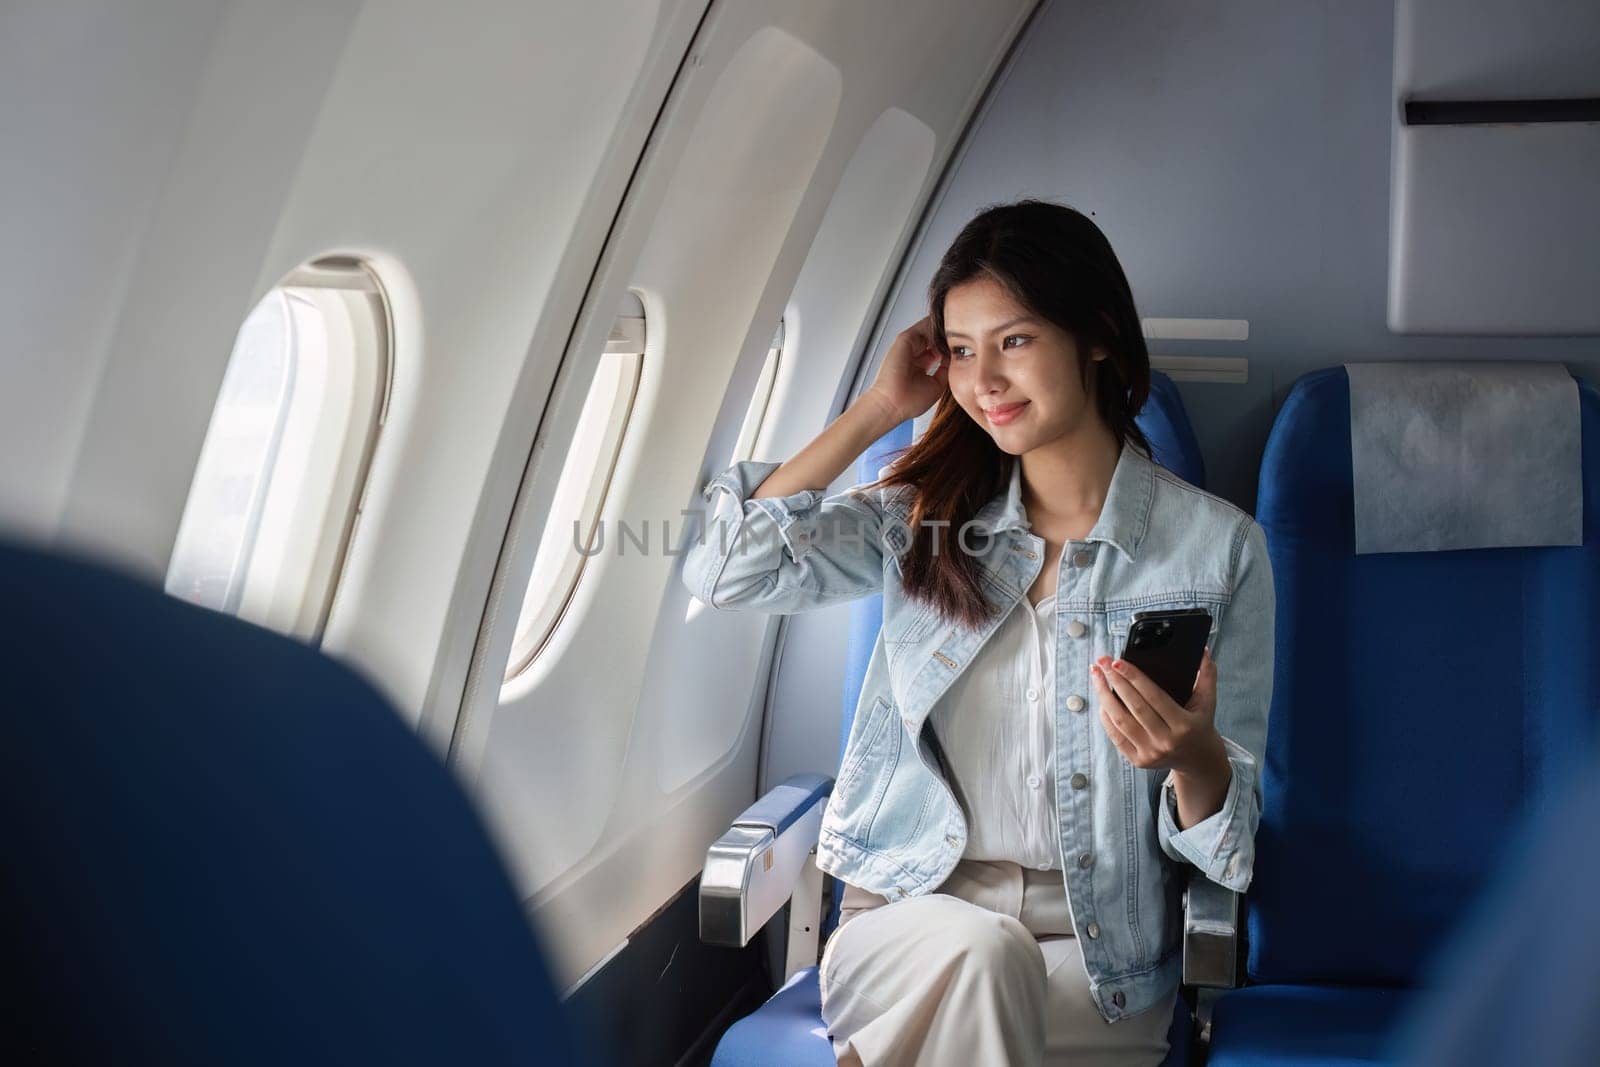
[1026,774,1042,790]
[1066,694,1086,712]
[1066,620,1087,638]
[1036,861,1051,871]
[1026,687,1039,702]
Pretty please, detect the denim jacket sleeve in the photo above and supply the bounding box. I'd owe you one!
[680,459,897,614]
[1157,517,1275,892]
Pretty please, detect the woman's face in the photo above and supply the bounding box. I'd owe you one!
[941,274,1107,456]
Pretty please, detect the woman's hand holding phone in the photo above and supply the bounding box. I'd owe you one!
[1092,649,1233,831]
[1090,649,1222,778]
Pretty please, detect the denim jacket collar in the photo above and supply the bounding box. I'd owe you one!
[968,440,1156,563]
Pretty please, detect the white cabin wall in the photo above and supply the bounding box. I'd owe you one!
[53,0,371,572]
[245,0,698,747]
[0,2,196,536]
[4,0,701,729]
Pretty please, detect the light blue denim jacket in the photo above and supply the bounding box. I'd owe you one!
[681,441,1274,1023]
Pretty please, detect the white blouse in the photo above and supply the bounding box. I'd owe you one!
[927,591,1063,872]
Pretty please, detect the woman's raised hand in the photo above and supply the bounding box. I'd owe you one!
[863,315,949,425]
[1090,648,1223,776]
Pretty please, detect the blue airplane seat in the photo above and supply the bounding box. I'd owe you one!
[713,369,1208,1065]
[1206,366,1600,1066]
[1,538,589,1066]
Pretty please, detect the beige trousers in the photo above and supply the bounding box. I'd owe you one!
[818,859,1175,1067]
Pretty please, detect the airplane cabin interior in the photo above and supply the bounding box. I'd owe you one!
[5,1,1599,1065]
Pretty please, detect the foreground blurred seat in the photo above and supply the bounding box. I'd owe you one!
[1207,363,1600,1066]
[703,370,1214,1065]
[1391,763,1600,1067]
[1,538,587,1066]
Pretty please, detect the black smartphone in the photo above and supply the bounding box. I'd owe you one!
[1119,608,1212,706]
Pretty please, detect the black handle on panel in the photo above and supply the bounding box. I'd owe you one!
[1403,98,1600,126]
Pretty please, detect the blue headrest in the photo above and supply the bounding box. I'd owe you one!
[1142,370,1207,488]
[1248,366,1600,987]
[1,539,587,1066]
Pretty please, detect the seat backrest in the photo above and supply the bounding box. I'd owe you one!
[1,539,587,1066]
[1248,366,1600,987]
[826,370,1207,931]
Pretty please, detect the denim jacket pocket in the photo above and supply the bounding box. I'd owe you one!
[829,695,900,838]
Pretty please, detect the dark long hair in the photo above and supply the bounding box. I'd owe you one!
[866,198,1153,631]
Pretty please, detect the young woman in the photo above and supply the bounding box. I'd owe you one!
[684,199,1274,1067]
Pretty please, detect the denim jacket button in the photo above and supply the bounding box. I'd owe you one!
[1066,694,1086,712]
[1086,922,1101,939]
[1070,773,1089,790]
[1073,549,1093,567]
[1066,620,1087,638]
[1112,991,1126,1009]
[1078,852,1094,869]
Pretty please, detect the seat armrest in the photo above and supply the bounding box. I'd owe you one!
[1182,873,1241,988]
[700,773,832,947]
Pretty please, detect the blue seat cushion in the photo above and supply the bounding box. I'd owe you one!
[1208,985,1415,1067]
[712,968,834,1067]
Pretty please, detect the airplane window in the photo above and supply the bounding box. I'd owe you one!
[503,295,646,680]
[165,257,390,643]
[684,319,784,624]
